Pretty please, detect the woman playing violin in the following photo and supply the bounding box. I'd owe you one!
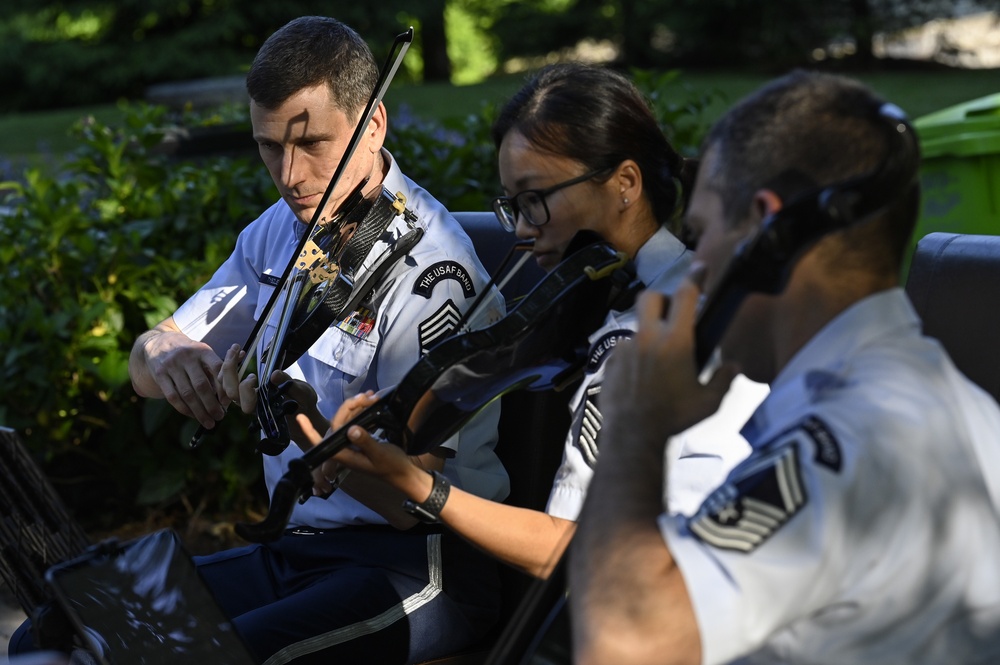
[295,62,769,583]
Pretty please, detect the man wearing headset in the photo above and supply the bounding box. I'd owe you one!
[570,70,1000,664]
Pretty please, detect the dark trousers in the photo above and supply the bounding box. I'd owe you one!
[194,525,501,664]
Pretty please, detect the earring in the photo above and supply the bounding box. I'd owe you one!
[623,197,629,205]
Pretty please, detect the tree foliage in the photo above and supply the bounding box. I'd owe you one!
[0,0,993,113]
[0,0,435,112]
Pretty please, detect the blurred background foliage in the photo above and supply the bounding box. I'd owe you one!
[0,0,997,538]
[2,0,998,112]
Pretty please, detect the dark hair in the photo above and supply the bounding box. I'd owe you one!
[702,69,921,273]
[246,16,378,117]
[491,63,696,231]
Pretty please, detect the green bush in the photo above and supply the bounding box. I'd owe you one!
[0,102,275,529]
[388,101,500,212]
[0,70,713,531]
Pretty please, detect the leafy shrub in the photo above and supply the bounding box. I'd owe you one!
[0,102,275,529]
[387,102,500,212]
[631,68,725,158]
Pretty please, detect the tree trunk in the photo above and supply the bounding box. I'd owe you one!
[849,0,875,64]
[420,0,452,83]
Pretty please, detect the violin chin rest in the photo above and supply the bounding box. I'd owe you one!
[256,437,291,456]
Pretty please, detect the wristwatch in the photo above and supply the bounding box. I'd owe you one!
[402,470,451,523]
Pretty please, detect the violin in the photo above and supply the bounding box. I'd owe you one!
[188,29,414,453]
[252,185,425,455]
[235,230,640,543]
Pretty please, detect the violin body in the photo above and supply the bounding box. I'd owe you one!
[255,185,421,455]
[280,186,415,368]
[235,231,639,543]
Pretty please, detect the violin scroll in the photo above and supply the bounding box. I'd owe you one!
[234,456,316,542]
[254,381,301,456]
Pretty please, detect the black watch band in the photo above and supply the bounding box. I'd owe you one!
[402,470,450,523]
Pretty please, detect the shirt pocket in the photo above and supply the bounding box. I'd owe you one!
[306,323,377,380]
[254,280,377,380]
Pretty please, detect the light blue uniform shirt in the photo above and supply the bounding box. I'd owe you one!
[174,151,509,528]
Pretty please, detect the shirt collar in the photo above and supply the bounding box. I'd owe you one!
[633,225,690,288]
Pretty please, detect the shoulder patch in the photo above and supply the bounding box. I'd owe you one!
[689,444,806,553]
[586,329,633,372]
[260,273,281,287]
[804,369,849,403]
[413,261,477,299]
[571,385,602,469]
[800,415,842,473]
[418,299,463,354]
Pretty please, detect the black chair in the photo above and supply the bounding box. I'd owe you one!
[905,231,1000,404]
[452,212,573,514]
[415,213,578,665]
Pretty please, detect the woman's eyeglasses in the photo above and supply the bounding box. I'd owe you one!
[491,167,611,232]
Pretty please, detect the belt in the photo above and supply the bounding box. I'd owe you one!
[286,523,444,537]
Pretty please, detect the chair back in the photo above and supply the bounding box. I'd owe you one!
[905,232,1000,403]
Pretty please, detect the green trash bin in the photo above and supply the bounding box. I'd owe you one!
[913,93,1000,243]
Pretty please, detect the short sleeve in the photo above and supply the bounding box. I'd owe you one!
[661,417,849,665]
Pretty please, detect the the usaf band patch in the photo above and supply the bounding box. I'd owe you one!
[800,415,842,473]
[413,261,477,299]
[259,273,281,287]
[586,329,633,372]
[689,443,806,553]
[418,299,462,354]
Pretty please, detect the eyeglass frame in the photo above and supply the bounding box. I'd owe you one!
[491,166,614,232]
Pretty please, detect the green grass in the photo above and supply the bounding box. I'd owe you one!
[1,67,998,163]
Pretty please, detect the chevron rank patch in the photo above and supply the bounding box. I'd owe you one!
[571,385,602,468]
[689,443,806,553]
[413,261,477,299]
[418,299,462,354]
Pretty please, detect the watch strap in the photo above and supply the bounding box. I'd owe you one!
[402,470,450,523]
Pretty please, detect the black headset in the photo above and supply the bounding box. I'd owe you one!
[694,102,922,368]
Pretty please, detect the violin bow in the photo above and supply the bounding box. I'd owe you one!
[189,27,414,449]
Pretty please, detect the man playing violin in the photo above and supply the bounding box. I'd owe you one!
[123,15,507,665]
[569,70,1000,665]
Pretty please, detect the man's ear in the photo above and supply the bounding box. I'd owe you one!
[752,188,784,223]
[366,101,388,153]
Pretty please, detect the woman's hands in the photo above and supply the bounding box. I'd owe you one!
[217,343,325,449]
[292,391,431,500]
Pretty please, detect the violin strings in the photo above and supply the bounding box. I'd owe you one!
[494,247,533,293]
[453,241,533,335]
